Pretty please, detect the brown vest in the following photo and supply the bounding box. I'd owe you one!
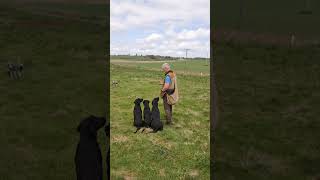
[164,70,176,94]
[164,70,179,105]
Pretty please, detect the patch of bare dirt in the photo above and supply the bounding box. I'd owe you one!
[114,170,137,180]
[189,169,199,178]
[159,168,166,177]
[111,135,129,143]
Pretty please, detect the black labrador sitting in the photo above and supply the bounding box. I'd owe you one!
[75,115,106,180]
[133,98,144,133]
[143,100,152,127]
[150,97,163,133]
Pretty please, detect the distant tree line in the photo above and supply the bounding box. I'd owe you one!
[111,54,209,60]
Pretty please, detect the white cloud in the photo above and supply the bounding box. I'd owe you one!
[111,0,209,32]
[177,28,210,41]
[111,27,210,58]
[111,0,210,57]
[145,33,163,42]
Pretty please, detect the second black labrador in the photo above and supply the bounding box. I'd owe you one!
[133,98,144,133]
[150,97,163,133]
[143,100,152,127]
[75,115,106,180]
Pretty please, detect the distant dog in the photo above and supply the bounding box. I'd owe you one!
[150,97,163,133]
[133,98,144,133]
[7,63,23,79]
[143,100,152,127]
[112,80,119,87]
[75,115,106,180]
[104,121,110,180]
[7,63,15,78]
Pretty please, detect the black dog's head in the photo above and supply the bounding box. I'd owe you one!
[134,98,143,105]
[77,115,106,137]
[143,100,150,106]
[152,97,159,106]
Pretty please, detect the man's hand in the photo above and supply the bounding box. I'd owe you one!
[160,90,166,97]
[160,82,169,97]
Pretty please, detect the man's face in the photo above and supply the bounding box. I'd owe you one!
[163,66,169,73]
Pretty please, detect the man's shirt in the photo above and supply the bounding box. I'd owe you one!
[165,74,171,84]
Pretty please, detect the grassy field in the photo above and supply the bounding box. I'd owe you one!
[111,58,210,76]
[214,43,320,179]
[0,2,108,179]
[214,2,320,179]
[110,60,210,179]
[213,0,320,38]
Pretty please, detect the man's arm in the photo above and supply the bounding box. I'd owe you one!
[162,75,171,92]
[162,83,170,92]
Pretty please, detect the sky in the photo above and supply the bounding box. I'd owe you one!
[110,0,210,58]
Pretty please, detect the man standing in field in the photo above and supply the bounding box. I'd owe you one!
[160,63,179,124]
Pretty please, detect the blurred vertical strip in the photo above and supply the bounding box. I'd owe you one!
[210,0,218,179]
[105,0,110,179]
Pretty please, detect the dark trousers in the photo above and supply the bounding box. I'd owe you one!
[163,95,172,123]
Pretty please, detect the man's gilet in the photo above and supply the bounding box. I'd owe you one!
[164,70,179,105]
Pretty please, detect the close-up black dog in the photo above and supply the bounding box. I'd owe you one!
[104,121,110,180]
[143,100,152,127]
[75,115,106,180]
[133,98,144,133]
[150,97,163,133]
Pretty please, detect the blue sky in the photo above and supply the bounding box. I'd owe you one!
[111,0,210,58]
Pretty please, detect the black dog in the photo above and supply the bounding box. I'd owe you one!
[150,97,163,133]
[143,100,152,127]
[75,115,106,180]
[133,98,144,133]
[104,121,110,180]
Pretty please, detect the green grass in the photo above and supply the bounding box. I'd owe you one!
[213,0,320,39]
[111,58,210,75]
[110,64,210,179]
[0,2,108,179]
[214,43,320,179]
[12,2,108,25]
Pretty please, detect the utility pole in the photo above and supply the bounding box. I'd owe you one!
[184,49,190,74]
[185,48,190,59]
